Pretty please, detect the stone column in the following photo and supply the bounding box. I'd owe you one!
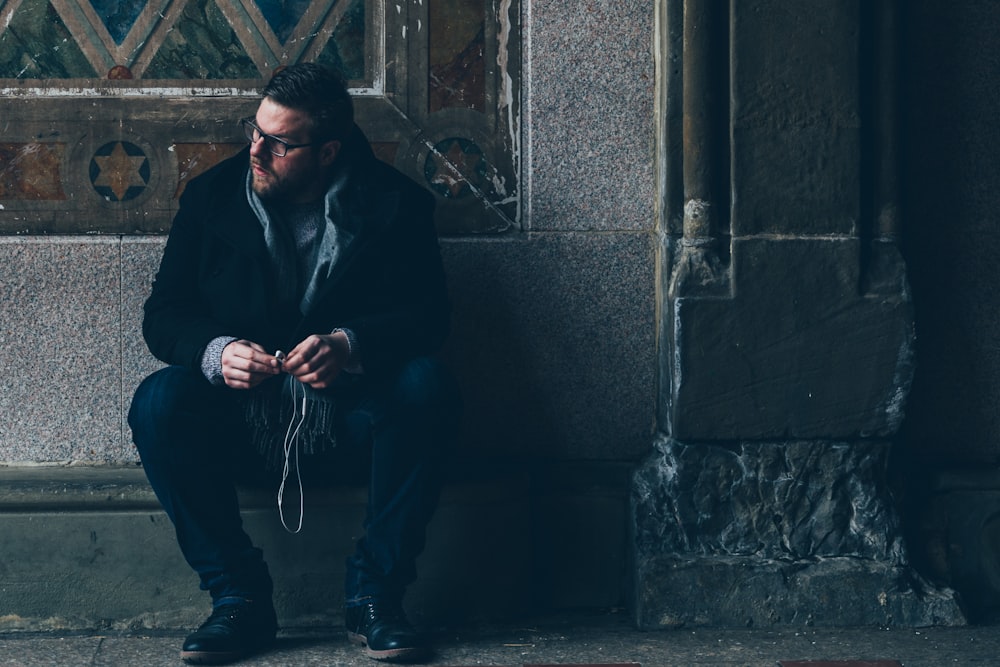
[633,0,964,627]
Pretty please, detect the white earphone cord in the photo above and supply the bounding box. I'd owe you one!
[277,377,307,533]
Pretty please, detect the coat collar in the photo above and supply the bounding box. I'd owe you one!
[202,128,404,276]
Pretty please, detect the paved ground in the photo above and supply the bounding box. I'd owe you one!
[0,614,997,666]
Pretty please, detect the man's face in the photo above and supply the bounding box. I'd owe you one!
[248,97,337,203]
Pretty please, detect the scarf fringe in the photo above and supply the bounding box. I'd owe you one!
[246,375,338,470]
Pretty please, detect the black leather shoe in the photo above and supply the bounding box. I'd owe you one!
[345,600,430,662]
[180,600,277,664]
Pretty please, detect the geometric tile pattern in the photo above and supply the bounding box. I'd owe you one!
[0,0,520,235]
[2,0,365,81]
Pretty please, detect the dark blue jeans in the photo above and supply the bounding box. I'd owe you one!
[128,357,460,609]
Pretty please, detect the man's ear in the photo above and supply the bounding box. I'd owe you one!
[319,140,341,167]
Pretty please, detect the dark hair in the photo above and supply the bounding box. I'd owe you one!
[261,63,354,142]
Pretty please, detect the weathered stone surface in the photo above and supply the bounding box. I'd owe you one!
[732,125,860,236]
[730,1,860,237]
[634,555,964,629]
[633,438,905,561]
[667,238,913,440]
[631,438,965,628]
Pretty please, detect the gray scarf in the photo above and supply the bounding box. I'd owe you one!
[243,168,358,468]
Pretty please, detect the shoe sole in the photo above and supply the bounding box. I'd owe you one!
[347,631,431,662]
[180,649,245,664]
[180,640,274,665]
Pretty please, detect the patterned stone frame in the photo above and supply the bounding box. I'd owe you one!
[0,0,520,235]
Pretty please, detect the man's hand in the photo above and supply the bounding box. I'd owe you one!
[221,339,281,389]
[281,332,352,389]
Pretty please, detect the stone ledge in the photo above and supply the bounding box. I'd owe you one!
[0,464,527,512]
[0,466,158,511]
[0,473,532,633]
[0,463,630,631]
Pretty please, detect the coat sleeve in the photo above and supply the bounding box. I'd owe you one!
[141,179,235,371]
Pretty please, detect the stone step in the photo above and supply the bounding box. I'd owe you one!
[0,465,532,632]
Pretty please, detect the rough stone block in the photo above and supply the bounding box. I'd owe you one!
[730,0,861,237]
[668,238,911,440]
[633,439,903,561]
[732,124,860,236]
[631,438,965,628]
[732,1,859,125]
[633,555,963,629]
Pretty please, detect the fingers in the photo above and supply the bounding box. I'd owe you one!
[282,334,346,389]
[221,339,281,389]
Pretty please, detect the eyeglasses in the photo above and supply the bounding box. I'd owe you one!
[240,117,321,157]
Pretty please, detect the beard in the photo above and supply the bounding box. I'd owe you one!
[250,161,286,201]
[250,158,328,203]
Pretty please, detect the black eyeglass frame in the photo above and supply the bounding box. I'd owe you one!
[240,116,324,157]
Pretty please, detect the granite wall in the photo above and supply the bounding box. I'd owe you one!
[0,0,655,466]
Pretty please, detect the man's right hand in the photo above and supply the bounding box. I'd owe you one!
[221,339,282,389]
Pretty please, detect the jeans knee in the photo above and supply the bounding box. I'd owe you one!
[128,366,212,453]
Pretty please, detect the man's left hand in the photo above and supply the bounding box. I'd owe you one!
[281,332,352,389]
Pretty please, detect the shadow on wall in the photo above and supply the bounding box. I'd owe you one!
[895,0,1000,622]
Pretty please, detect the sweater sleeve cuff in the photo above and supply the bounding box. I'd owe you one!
[201,335,238,385]
[333,328,364,374]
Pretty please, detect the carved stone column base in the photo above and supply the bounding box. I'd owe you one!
[631,437,965,627]
[634,555,964,628]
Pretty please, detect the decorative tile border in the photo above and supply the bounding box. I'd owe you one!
[0,0,520,235]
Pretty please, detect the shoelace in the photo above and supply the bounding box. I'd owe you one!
[277,376,307,533]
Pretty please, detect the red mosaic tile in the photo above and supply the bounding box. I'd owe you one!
[0,143,66,200]
[428,0,486,112]
[173,143,244,198]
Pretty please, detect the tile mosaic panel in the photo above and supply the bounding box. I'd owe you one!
[0,0,520,234]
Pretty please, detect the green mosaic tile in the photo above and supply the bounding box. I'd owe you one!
[90,0,148,45]
[0,1,97,79]
[257,0,312,44]
[315,0,366,81]
[143,0,258,79]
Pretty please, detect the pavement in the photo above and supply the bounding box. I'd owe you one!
[0,613,998,667]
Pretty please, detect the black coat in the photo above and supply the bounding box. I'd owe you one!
[142,130,451,379]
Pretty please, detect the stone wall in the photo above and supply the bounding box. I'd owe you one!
[631,0,966,628]
[0,0,654,627]
[1,0,999,630]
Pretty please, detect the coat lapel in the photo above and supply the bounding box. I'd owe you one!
[209,179,270,262]
[307,180,401,311]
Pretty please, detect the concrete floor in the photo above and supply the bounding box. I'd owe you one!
[1,614,998,666]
